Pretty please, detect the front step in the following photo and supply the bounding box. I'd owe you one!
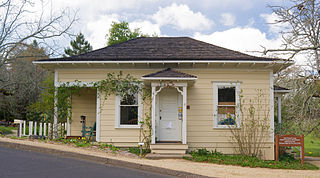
[150,143,188,154]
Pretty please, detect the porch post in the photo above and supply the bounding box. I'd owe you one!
[277,96,282,134]
[182,86,187,144]
[53,69,58,139]
[151,85,156,144]
[96,90,101,142]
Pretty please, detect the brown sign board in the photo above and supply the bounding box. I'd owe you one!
[275,134,304,165]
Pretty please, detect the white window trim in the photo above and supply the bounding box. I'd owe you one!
[115,94,143,129]
[213,82,241,128]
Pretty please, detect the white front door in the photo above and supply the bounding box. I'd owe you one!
[158,88,181,141]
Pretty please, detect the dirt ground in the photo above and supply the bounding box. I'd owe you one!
[0,137,320,178]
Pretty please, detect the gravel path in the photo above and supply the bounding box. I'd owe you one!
[0,137,319,178]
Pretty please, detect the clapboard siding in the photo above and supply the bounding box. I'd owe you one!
[59,68,273,159]
[70,88,96,136]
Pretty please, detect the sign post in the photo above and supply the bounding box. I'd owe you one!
[275,134,304,165]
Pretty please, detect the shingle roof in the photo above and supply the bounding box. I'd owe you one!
[36,37,282,62]
[142,68,197,78]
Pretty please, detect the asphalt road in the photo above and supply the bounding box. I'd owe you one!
[0,145,174,178]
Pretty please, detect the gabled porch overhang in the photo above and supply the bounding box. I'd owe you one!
[142,68,197,145]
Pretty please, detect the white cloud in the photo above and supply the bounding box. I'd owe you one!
[194,27,282,56]
[129,21,161,36]
[220,13,236,26]
[260,13,290,34]
[152,3,213,31]
[85,14,119,49]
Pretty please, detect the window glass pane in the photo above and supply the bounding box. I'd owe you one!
[121,93,138,105]
[120,106,138,125]
[218,86,235,104]
[217,106,236,125]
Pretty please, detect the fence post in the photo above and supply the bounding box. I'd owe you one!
[29,121,33,136]
[43,123,47,137]
[23,120,26,136]
[39,122,42,136]
[48,123,51,139]
[34,122,37,135]
[18,121,22,137]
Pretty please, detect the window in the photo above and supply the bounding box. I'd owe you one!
[115,93,142,128]
[213,82,240,128]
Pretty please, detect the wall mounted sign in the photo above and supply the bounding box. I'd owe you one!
[275,134,304,165]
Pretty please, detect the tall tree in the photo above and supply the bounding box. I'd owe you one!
[107,21,145,46]
[265,0,320,72]
[64,33,92,57]
[0,0,77,69]
[0,41,49,121]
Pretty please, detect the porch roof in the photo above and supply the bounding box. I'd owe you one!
[141,68,197,80]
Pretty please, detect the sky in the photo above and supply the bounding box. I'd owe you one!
[37,0,293,59]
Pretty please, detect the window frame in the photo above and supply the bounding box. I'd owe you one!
[115,93,143,129]
[213,82,241,128]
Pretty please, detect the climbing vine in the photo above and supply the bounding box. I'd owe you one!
[28,72,153,148]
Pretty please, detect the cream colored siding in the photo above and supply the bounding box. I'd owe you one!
[59,68,273,159]
[70,88,96,136]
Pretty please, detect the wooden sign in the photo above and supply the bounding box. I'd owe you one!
[275,134,304,165]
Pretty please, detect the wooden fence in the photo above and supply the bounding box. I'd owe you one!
[18,120,67,138]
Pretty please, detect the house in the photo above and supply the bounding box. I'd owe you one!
[34,37,292,160]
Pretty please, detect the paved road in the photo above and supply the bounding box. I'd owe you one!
[0,145,173,178]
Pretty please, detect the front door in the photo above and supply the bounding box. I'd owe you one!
[158,88,181,142]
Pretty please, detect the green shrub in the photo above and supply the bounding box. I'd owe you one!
[0,126,13,135]
[128,147,151,156]
[99,143,120,153]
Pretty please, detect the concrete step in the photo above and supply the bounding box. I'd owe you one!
[145,154,192,160]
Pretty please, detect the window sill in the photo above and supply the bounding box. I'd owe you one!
[115,125,141,129]
[213,125,240,129]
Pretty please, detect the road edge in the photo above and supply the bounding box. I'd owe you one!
[0,140,210,178]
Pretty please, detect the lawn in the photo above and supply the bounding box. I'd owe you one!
[0,126,16,135]
[185,149,319,170]
[303,134,320,157]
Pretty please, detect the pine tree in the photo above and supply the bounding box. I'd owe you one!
[64,33,92,57]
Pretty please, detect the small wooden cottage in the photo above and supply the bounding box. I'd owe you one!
[34,37,292,160]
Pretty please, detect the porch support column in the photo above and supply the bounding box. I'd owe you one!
[151,85,156,144]
[96,90,101,142]
[53,69,58,139]
[182,86,187,144]
[277,96,282,134]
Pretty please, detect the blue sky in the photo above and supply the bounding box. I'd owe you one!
[46,0,291,57]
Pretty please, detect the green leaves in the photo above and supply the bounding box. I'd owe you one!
[64,33,93,57]
[107,21,146,46]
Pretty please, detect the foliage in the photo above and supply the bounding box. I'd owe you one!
[128,147,151,156]
[99,143,120,153]
[27,76,83,123]
[58,137,91,147]
[0,49,48,121]
[0,126,14,135]
[63,33,92,57]
[185,148,319,170]
[275,67,320,135]
[228,89,270,158]
[106,21,146,46]
[94,72,142,100]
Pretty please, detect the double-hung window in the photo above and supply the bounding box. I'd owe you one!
[213,82,240,128]
[115,93,142,128]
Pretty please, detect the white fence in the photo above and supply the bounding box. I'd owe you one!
[18,121,67,138]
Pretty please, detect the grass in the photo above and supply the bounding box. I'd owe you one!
[99,143,120,153]
[184,149,319,170]
[0,126,15,135]
[128,147,151,156]
[304,134,320,157]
